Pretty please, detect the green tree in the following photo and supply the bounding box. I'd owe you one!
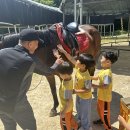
[32,0,61,7]
[53,0,61,7]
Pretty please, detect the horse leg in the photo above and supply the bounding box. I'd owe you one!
[46,75,59,117]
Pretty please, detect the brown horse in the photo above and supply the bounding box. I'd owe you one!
[0,22,101,116]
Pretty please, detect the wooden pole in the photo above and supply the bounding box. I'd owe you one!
[110,24,111,36]
[128,15,130,46]
[121,17,124,32]
[113,24,114,37]
[101,25,102,36]
[14,25,17,34]
[79,0,83,24]
[128,15,130,36]
[74,0,77,22]
[104,25,105,37]
[86,13,89,24]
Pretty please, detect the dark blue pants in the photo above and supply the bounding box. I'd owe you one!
[0,97,36,130]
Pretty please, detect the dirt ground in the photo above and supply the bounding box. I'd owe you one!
[0,44,130,130]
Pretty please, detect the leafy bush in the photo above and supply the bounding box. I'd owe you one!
[114,30,128,35]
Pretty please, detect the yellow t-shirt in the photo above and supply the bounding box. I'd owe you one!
[74,67,92,99]
[97,69,112,102]
[59,78,73,113]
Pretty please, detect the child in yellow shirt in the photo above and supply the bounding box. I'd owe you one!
[92,51,118,130]
[57,61,78,130]
[57,44,95,130]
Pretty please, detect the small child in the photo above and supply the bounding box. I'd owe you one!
[57,44,95,130]
[56,61,78,130]
[92,51,118,130]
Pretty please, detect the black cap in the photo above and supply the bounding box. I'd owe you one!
[19,28,44,44]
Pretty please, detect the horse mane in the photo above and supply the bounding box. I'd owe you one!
[1,34,19,49]
[0,24,59,50]
[37,25,59,47]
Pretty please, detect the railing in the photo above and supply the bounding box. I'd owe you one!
[101,33,130,46]
[0,22,52,39]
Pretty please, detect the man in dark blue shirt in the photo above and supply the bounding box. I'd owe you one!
[0,29,62,130]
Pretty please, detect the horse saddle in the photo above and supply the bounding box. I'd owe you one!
[66,22,79,34]
[62,22,79,55]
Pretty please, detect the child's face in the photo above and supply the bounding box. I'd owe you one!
[59,73,71,80]
[100,56,111,68]
[76,60,86,70]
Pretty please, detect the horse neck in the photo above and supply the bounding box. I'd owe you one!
[38,27,60,48]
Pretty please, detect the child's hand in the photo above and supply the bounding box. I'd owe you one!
[91,76,99,80]
[57,44,65,53]
[118,115,126,123]
[53,49,61,59]
[55,58,64,65]
[118,115,130,130]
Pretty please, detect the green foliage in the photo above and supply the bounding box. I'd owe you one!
[33,0,53,6]
[53,0,61,7]
[32,0,61,7]
[114,30,128,35]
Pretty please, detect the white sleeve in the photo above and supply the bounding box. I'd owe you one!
[84,80,92,89]
[64,90,73,99]
[103,75,111,85]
